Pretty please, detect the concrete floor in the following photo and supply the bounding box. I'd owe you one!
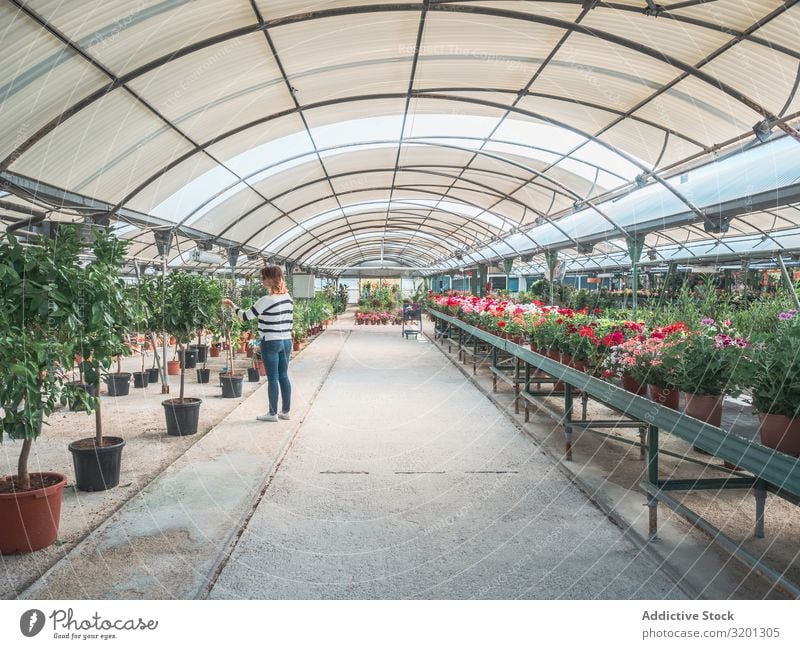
[20,315,686,599]
[208,320,679,599]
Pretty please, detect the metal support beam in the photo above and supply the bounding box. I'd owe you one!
[160,257,169,395]
[545,250,559,305]
[627,235,646,317]
[503,257,515,292]
[777,253,800,309]
[478,264,489,297]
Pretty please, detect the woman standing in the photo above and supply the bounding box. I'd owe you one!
[223,266,293,422]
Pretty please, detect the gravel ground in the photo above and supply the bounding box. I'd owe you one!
[0,345,279,599]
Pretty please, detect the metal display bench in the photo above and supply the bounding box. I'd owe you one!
[401,304,422,339]
[430,309,800,597]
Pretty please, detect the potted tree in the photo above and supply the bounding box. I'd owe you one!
[219,306,245,398]
[247,343,261,382]
[194,276,222,384]
[129,283,152,389]
[137,274,165,385]
[0,227,83,552]
[161,272,220,435]
[68,229,135,492]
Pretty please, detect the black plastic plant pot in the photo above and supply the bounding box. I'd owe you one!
[191,344,209,363]
[162,398,202,436]
[105,373,131,397]
[220,374,244,398]
[146,367,160,384]
[178,349,198,369]
[65,381,97,412]
[247,367,260,382]
[196,368,211,383]
[68,437,126,492]
[132,371,149,389]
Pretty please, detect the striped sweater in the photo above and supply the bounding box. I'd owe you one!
[235,293,294,341]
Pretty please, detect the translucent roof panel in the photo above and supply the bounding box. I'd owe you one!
[2,1,799,274]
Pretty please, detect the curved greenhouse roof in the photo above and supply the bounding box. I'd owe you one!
[1,0,799,275]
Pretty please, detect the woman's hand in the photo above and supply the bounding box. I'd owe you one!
[222,299,235,309]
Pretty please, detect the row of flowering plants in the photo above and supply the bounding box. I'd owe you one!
[356,310,405,325]
[425,291,800,455]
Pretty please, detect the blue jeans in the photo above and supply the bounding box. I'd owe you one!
[260,339,292,415]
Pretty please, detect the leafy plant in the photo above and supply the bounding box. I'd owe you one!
[744,310,800,418]
[0,227,85,490]
[71,229,136,446]
[163,272,222,400]
[673,320,749,396]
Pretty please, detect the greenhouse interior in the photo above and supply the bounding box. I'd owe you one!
[2,0,800,607]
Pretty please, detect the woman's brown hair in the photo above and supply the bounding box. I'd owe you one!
[261,265,288,294]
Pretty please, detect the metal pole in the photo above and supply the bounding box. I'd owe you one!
[777,254,800,309]
[627,236,645,319]
[161,257,169,394]
[545,250,558,305]
[647,424,659,540]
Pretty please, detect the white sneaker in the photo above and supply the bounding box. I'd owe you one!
[278,412,291,420]
[256,413,278,422]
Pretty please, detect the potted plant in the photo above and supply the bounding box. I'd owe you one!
[247,341,261,382]
[68,229,135,492]
[129,283,152,389]
[137,274,165,385]
[746,310,800,456]
[0,227,83,552]
[161,272,221,435]
[674,319,749,428]
[627,324,686,410]
[193,276,221,385]
[219,282,245,399]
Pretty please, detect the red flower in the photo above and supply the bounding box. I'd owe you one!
[497,321,506,328]
[602,369,615,378]
[556,317,564,324]
[594,308,602,315]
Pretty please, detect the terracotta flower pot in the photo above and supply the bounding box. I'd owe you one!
[167,359,180,375]
[246,346,254,358]
[648,384,680,410]
[571,358,587,373]
[257,361,266,377]
[209,346,221,358]
[622,375,647,395]
[0,472,67,554]
[758,412,800,457]
[293,341,301,352]
[684,392,723,428]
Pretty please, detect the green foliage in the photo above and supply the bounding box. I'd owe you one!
[322,281,348,314]
[162,272,222,345]
[673,323,748,396]
[744,312,800,418]
[336,283,349,314]
[730,293,793,338]
[134,274,165,334]
[359,281,396,310]
[0,227,85,448]
[73,229,135,403]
